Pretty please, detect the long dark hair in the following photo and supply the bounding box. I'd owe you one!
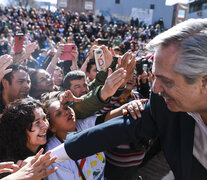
[42,97,59,139]
[0,97,43,162]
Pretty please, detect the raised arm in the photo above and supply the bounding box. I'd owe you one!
[0,55,13,82]
[46,44,64,75]
[3,149,57,180]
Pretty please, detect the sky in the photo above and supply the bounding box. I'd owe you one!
[165,0,195,6]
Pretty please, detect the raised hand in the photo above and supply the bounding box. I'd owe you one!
[88,45,99,60]
[60,90,83,104]
[0,162,19,174]
[100,68,127,101]
[3,149,58,180]
[100,45,113,69]
[0,55,13,82]
[109,47,116,57]
[25,41,39,57]
[70,46,79,60]
[118,52,136,88]
[55,44,64,58]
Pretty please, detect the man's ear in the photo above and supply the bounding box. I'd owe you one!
[1,79,9,90]
[201,75,207,94]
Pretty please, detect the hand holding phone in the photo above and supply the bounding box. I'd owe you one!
[60,44,76,61]
[14,33,24,54]
[94,48,106,71]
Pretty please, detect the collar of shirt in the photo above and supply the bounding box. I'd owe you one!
[187,112,207,169]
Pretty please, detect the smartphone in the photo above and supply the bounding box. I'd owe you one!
[143,64,148,72]
[14,33,24,53]
[94,48,106,71]
[98,39,108,46]
[60,44,76,61]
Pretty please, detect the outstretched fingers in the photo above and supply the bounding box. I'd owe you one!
[37,166,58,179]
[126,99,148,119]
[107,68,126,88]
[35,154,57,173]
[60,90,83,104]
[33,150,51,167]
[0,55,13,82]
[0,162,19,174]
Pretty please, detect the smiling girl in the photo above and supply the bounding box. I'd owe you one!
[43,98,105,180]
[0,98,49,163]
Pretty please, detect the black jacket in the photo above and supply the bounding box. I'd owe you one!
[64,92,207,180]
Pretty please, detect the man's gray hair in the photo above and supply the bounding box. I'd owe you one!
[147,18,207,84]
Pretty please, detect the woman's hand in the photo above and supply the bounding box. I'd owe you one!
[55,44,64,58]
[60,90,83,104]
[0,162,19,174]
[0,54,13,82]
[101,45,113,69]
[70,48,79,61]
[3,149,58,180]
[100,68,126,101]
[118,52,136,88]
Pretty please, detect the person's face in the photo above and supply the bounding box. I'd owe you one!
[48,100,76,135]
[53,69,63,86]
[40,51,47,56]
[6,70,31,102]
[36,70,54,92]
[26,107,49,153]
[86,64,97,82]
[69,77,89,97]
[153,44,204,112]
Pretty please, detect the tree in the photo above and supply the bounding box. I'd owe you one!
[6,0,39,9]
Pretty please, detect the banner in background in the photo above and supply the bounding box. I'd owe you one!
[130,8,153,26]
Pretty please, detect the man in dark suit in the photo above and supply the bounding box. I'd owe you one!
[50,19,207,180]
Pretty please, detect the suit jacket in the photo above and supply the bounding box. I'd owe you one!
[64,92,207,180]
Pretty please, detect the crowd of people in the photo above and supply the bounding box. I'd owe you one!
[0,6,162,180]
[0,4,206,180]
[0,6,164,64]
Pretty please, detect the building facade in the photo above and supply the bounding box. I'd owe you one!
[95,0,174,28]
[172,3,188,26]
[57,0,95,13]
[187,0,207,19]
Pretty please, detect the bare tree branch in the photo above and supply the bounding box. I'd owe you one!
[6,0,39,9]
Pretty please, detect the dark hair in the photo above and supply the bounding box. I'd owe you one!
[55,66,64,75]
[86,59,96,73]
[1,65,28,90]
[28,68,40,89]
[0,97,43,162]
[42,97,58,138]
[63,70,86,90]
[28,68,50,99]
